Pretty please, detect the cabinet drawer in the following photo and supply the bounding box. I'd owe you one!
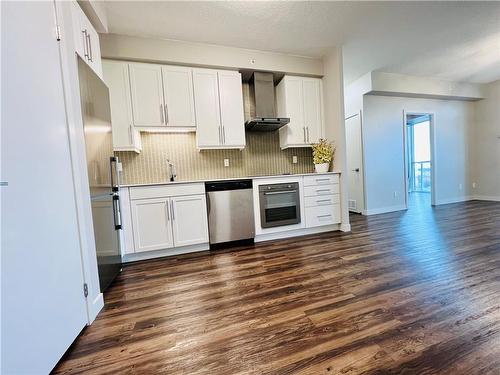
[303,174,339,186]
[304,194,340,208]
[305,204,341,228]
[130,183,205,200]
[303,184,340,197]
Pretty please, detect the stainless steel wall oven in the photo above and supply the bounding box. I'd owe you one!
[259,182,300,228]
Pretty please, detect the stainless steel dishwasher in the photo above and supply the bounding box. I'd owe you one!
[205,180,255,246]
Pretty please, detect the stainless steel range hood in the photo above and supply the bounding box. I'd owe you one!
[244,72,289,131]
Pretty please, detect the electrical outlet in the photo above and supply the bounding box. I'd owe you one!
[292,155,298,164]
[459,183,463,191]
[224,158,230,167]
[472,182,477,189]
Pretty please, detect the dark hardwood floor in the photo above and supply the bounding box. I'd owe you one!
[53,199,500,374]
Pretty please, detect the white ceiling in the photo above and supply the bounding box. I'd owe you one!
[103,1,500,84]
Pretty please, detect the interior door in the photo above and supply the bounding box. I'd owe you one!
[162,65,196,128]
[193,68,221,147]
[171,195,209,247]
[302,78,322,144]
[1,2,88,373]
[129,63,165,127]
[218,70,246,147]
[284,77,305,145]
[345,113,365,213]
[130,198,174,252]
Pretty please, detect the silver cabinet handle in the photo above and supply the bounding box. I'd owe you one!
[306,127,310,143]
[165,200,170,221]
[128,125,133,144]
[87,33,93,62]
[164,104,169,125]
[316,189,331,193]
[222,127,226,144]
[317,214,332,218]
[112,194,122,230]
[160,104,164,124]
[82,30,89,59]
[206,194,211,215]
[171,200,175,220]
[264,190,297,195]
[303,127,306,143]
[316,199,331,203]
[218,125,222,144]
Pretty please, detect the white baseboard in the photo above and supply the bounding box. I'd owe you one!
[255,224,341,242]
[87,292,104,324]
[472,195,500,202]
[340,223,351,232]
[435,196,474,205]
[363,205,407,216]
[122,243,210,263]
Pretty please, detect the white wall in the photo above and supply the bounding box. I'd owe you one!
[472,80,500,200]
[100,33,323,76]
[362,95,475,213]
[322,48,350,230]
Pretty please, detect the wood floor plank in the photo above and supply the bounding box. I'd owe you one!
[53,199,500,374]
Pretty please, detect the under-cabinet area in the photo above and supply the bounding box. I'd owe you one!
[119,172,341,262]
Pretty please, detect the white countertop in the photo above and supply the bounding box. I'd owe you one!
[122,171,341,188]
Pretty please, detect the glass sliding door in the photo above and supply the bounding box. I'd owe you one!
[407,115,431,193]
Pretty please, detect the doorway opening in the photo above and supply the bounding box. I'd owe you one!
[405,113,434,209]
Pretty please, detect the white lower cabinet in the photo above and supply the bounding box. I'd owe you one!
[171,195,209,247]
[129,186,209,254]
[131,198,173,252]
[302,175,341,228]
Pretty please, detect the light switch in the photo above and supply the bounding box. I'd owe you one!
[292,155,298,164]
[224,158,230,167]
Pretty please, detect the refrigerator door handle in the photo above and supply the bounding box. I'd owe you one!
[112,194,122,230]
[109,156,120,192]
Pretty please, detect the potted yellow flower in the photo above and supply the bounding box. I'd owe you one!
[312,139,335,173]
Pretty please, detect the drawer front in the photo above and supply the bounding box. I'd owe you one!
[305,204,341,228]
[130,183,205,200]
[303,184,340,197]
[303,174,339,186]
[304,194,340,208]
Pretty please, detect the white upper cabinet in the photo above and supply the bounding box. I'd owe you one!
[277,76,324,149]
[129,63,165,127]
[161,66,196,128]
[193,68,245,149]
[218,70,246,148]
[102,60,142,153]
[70,2,102,78]
[171,195,209,247]
[193,69,222,147]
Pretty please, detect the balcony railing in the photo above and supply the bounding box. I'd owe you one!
[410,161,431,192]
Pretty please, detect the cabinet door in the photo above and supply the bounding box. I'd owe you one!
[218,71,245,147]
[129,63,165,127]
[102,60,141,152]
[283,76,306,145]
[302,78,323,144]
[193,69,221,147]
[162,66,196,128]
[171,195,209,247]
[130,198,173,252]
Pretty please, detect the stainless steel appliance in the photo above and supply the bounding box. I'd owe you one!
[244,72,290,131]
[205,180,255,245]
[77,57,122,292]
[259,182,301,228]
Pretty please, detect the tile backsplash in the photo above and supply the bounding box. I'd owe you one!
[116,131,314,185]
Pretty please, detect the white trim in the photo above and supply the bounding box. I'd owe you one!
[435,196,475,205]
[340,223,351,232]
[122,243,209,263]
[364,205,407,215]
[255,224,341,243]
[472,195,500,202]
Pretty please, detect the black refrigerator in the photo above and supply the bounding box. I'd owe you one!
[77,57,122,292]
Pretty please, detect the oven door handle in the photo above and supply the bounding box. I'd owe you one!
[263,190,297,195]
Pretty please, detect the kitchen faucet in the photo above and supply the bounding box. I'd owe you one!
[166,159,176,182]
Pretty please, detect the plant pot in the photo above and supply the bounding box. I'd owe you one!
[314,163,330,173]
